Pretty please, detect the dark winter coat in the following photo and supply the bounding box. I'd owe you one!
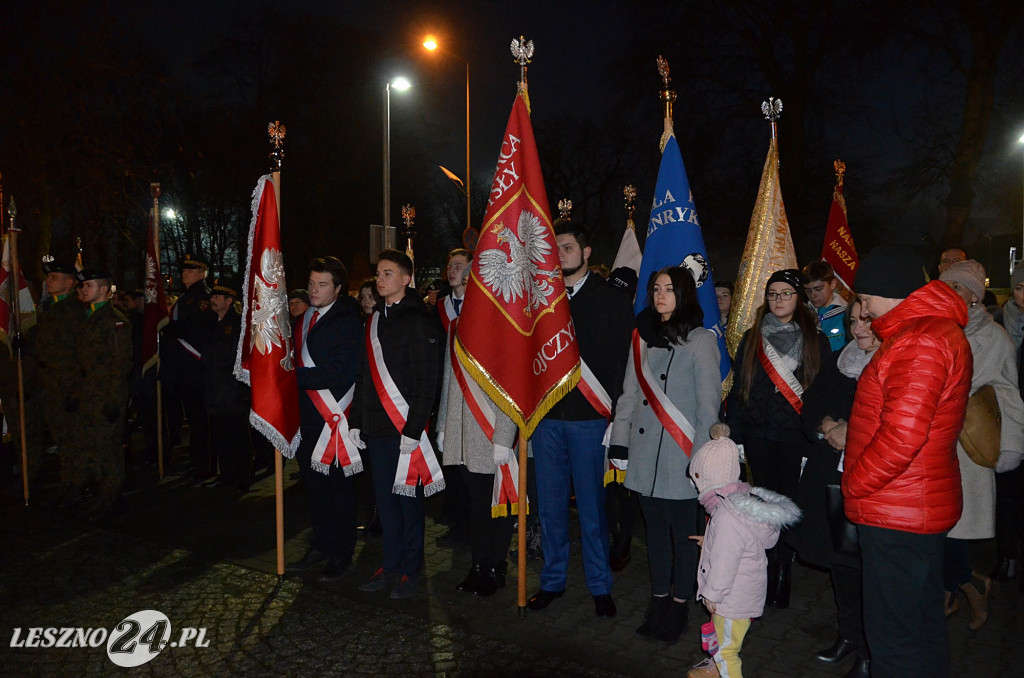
[161,281,213,384]
[203,308,250,416]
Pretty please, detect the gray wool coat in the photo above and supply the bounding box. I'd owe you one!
[611,328,722,500]
[949,304,1024,540]
[437,341,518,474]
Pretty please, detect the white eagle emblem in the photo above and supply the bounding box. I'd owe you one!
[478,209,558,316]
[250,247,294,370]
[144,254,158,304]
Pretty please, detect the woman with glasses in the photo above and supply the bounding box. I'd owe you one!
[723,268,830,608]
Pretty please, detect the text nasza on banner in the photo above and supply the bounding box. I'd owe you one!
[454,87,579,439]
[634,134,730,380]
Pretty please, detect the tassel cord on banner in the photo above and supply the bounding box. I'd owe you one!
[516,430,528,617]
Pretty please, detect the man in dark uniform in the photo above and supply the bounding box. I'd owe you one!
[527,222,634,618]
[74,269,133,518]
[31,259,86,504]
[287,257,364,580]
[161,254,214,479]
[202,280,252,491]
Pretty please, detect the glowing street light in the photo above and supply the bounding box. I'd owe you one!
[422,35,473,239]
[383,77,412,246]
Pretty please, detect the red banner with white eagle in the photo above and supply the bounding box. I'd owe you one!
[454,86,579,438]
[141,207,169,374]
[821,160,859,292]
[234,174,301,455]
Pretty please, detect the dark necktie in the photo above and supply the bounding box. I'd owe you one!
[452,298,462,316]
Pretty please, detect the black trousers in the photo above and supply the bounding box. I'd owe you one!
[368,436,425,576]
[860,525,948,678]
[745,433,803,554]
[994,465,1024,559]
[638,495,698,598]
[460,465,514,565]
[831,563,868,659]
[298,444,357,563]
[210,413,252,490]
[178,381,210,474]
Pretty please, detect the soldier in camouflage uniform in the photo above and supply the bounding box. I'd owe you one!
[160,254,214,479]
[74,269,132,518]
[30,260,87,503]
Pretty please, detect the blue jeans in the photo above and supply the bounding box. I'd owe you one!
[532,418,612,595]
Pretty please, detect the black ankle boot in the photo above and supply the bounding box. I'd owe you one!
[765,547,780,607]
[474,561,506,597]
[770,552,793,609]
[636,595,671,637]
[456,561,483,594]
[990,557,1018,582]
[842,657,870,678]
[655,599,688,642]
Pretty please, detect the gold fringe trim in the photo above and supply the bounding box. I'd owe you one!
[491,500,526,519]
[455,334,580,440]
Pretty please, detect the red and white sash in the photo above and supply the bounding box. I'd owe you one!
[757,337,804,414]
[176,337,202,360]
[366,312,445,496]
[578,358,613,419]
[449,326,496,441]
[631,329,696,457]
[491,451,523,518]
[437,296,458,334]
[294,308,362,476]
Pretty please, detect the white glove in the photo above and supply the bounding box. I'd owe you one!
[436,431,445,453]
[493,444,514,466]
[996,450,1024,473]
[348,428,366,450]
[399,435,419,456]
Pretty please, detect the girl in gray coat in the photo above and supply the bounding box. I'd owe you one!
[610,266,722,642]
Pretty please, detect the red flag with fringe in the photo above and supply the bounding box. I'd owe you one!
[454,85,579,439]
[141,207,169,374]
[234,174,301,455]
[821,160,859,292]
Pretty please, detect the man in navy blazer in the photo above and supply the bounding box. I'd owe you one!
[287,256,364,580]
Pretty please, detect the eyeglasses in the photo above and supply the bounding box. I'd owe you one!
[766,291,796,301]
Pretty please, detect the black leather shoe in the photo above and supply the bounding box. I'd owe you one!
[456,563,483,594]
[318,559,354,581]
[526,589,564,610]
[842,657,870,678]
[474,563,506,597]
[816,637,857,664]
[609,550,631,572]
[594,594,617,617]
[287,548,328,573]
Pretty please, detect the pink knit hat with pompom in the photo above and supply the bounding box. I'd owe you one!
[689,434,741,497]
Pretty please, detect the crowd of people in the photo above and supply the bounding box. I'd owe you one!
[3,231,1023,678]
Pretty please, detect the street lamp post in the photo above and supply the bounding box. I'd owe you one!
[384,77,411,250]
[423,36,472,236]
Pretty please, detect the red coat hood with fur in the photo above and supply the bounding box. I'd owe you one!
[842,281,973,534]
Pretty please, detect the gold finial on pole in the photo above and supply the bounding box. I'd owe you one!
[401,203,416,260]
[761,97,783,140]
[657,55,677,149]
[557,198,573,221]
[834,159,846,187]
[623,185,637,231]
[511,36,534,87]
[268,121,286,172]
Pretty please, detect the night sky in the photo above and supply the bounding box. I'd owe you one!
[3,1,1022,289]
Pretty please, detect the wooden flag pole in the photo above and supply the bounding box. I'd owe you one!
[7,196,29,505]
[269,122,286,578]
[516,431,528,615]
[151,185,165,481]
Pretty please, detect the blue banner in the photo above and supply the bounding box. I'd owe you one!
[635,135,730,380]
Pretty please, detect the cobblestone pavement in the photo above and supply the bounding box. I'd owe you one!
[1,444,1022,677]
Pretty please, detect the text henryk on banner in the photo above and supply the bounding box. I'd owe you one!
[454,86,579,439]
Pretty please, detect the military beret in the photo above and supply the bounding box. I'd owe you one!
[42,259,77,275]
[76,268,112,283]
[182,254,209,270]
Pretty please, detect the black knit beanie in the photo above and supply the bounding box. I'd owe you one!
[764,268,808,302]
[855,245,926,299]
